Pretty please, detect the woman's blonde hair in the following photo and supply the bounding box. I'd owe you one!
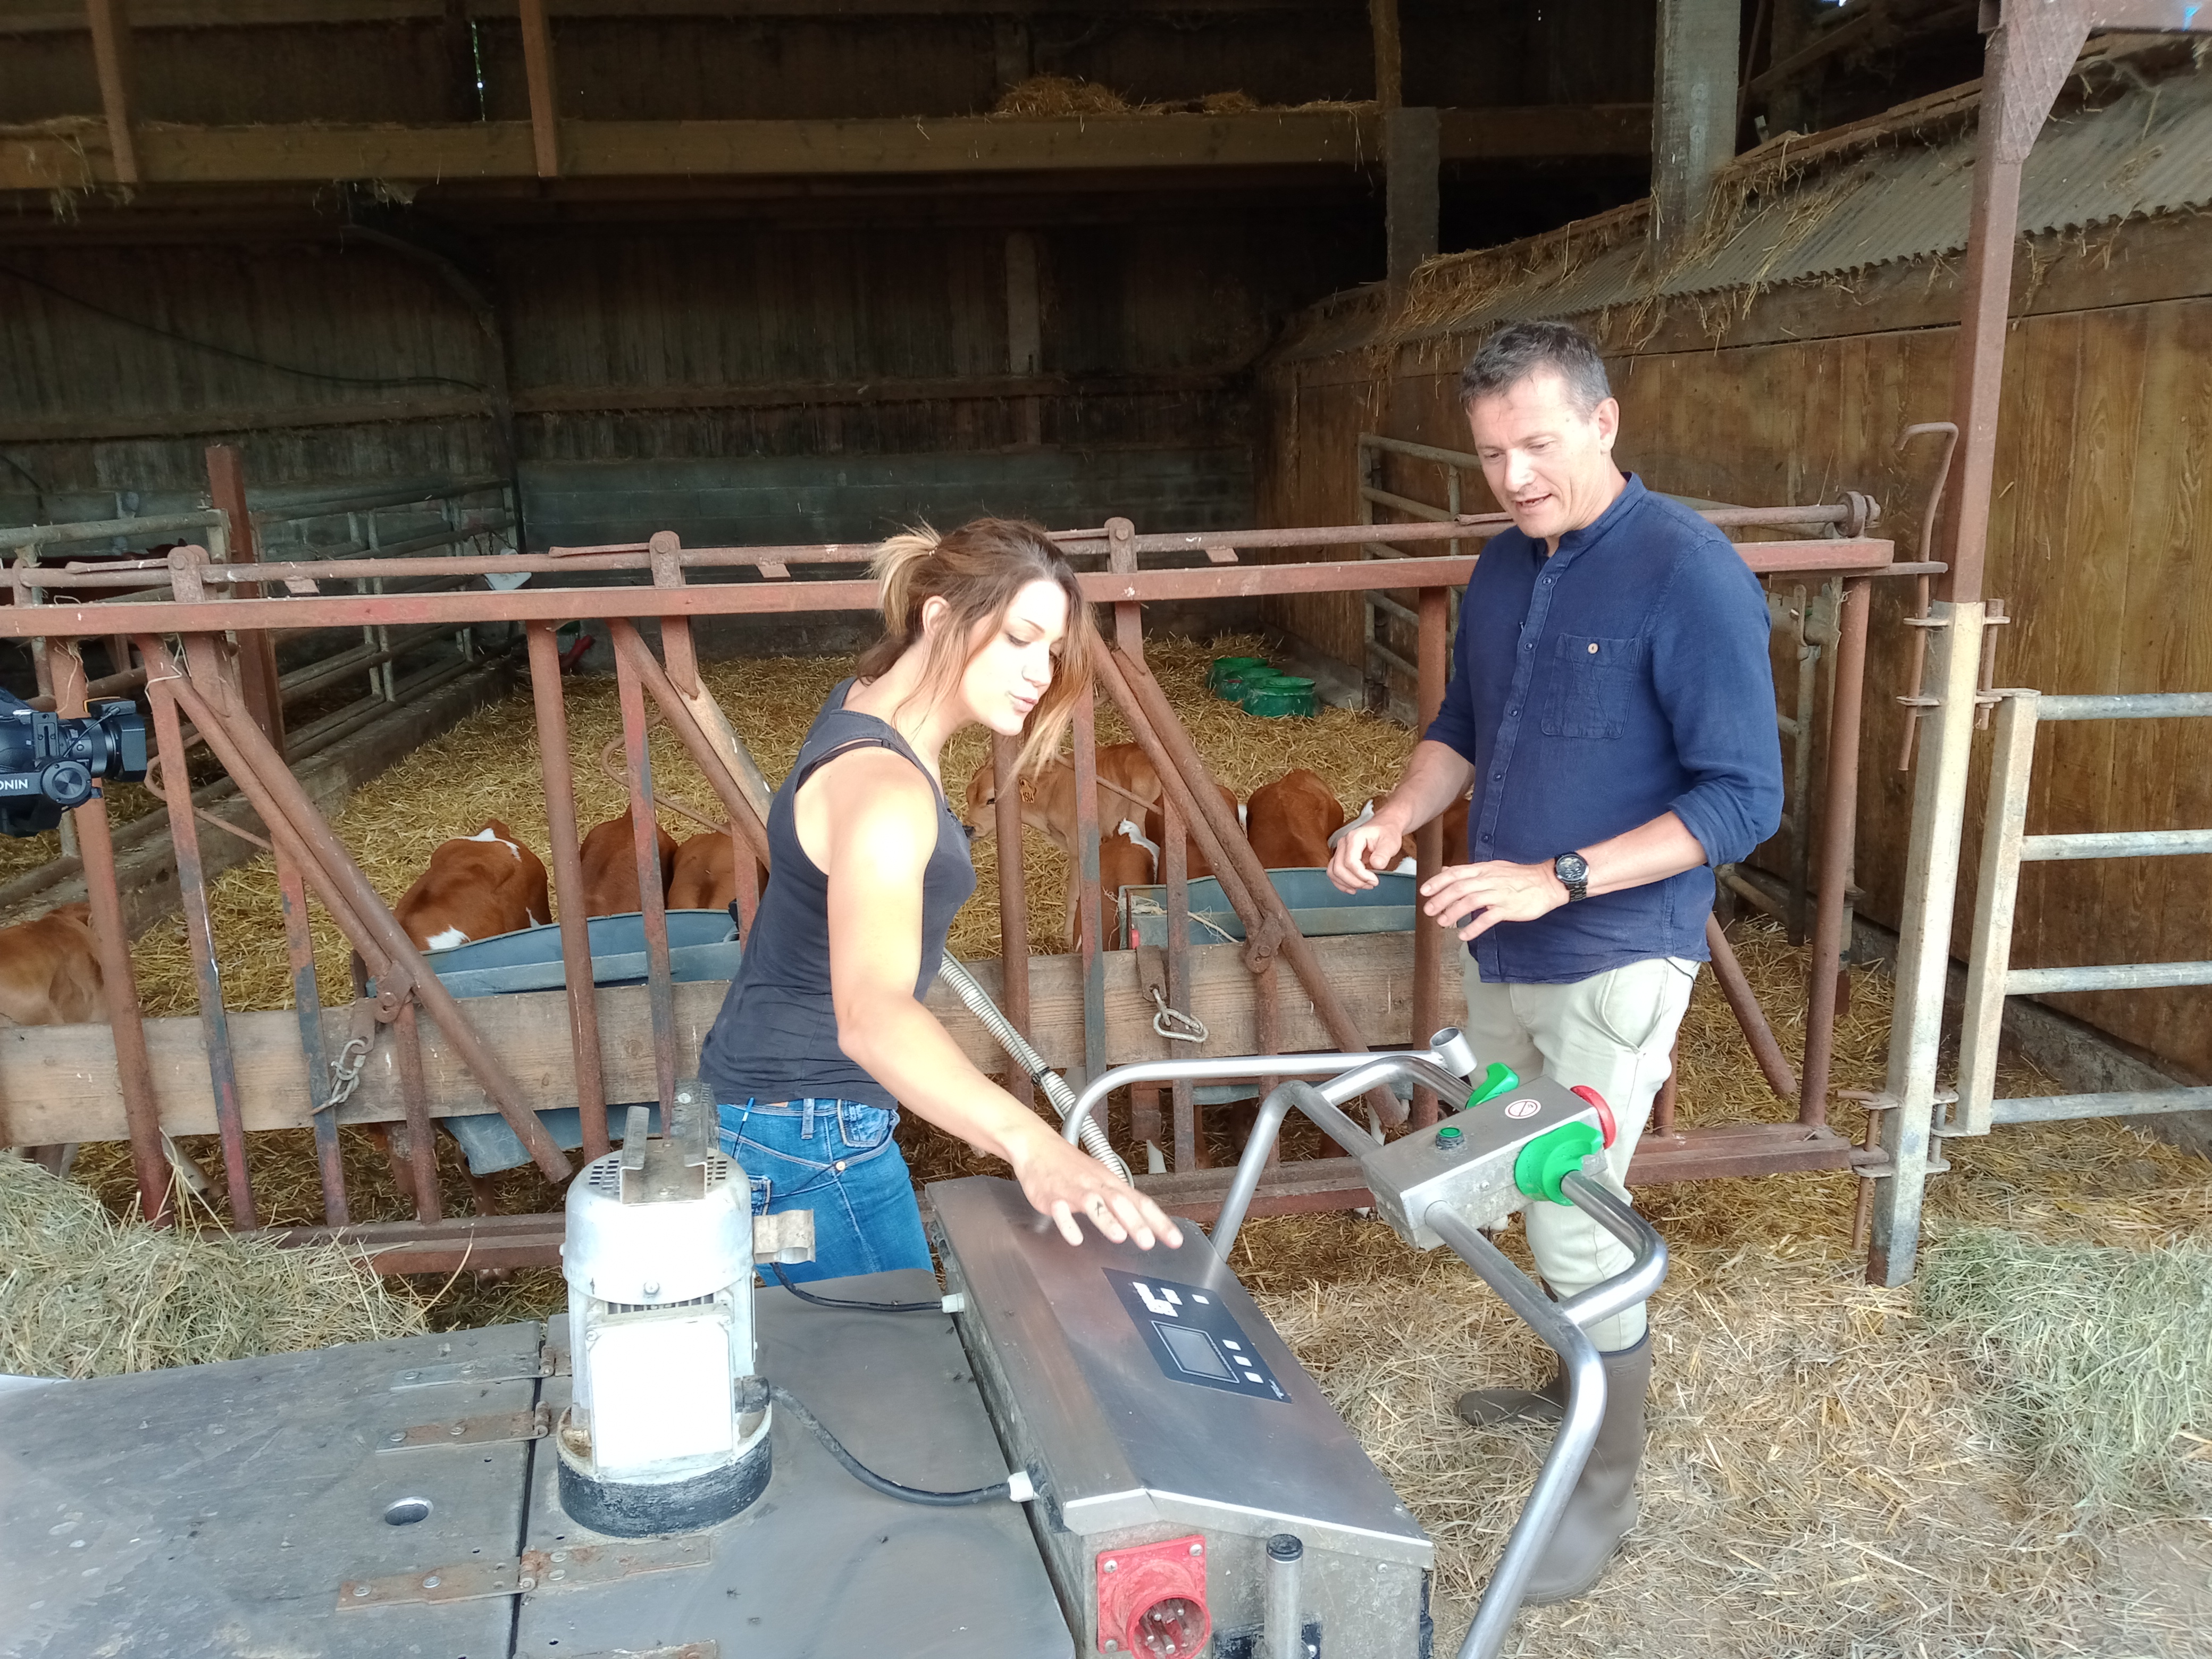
[858,516,1097,777]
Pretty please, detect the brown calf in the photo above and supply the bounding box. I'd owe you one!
[580,809,678,917]
[2,902,212,1196]
[1245,769,1347,870]
[395,821,551,951]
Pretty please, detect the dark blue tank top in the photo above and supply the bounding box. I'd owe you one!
[698,681,977,1111]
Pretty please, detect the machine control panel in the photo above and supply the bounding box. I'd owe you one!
[1358,1073,1604,1250]
[1104,1269,1288,1403]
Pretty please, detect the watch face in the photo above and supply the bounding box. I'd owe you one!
[1556,853,1589,882]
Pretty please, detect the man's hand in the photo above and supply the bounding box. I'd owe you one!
[1420,858,1570,942]
[1326,814,1405,892]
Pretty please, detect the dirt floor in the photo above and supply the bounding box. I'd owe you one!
[62,639,2212,1659]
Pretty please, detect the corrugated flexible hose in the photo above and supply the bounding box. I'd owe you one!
[935,953,1134,1184]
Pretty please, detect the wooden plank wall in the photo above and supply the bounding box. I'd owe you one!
[0,215,1365,539]
[1254,210,2212,1082]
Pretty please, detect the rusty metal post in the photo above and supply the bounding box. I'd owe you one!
[149,623,573,1181]
[1162,792,1196,1170]
[145,677,257,1228]
[607,623,772,874]
[54,639,170,1222]
[1071,683,1107,1088]
[1705,912,1797,1101]
[1653,1043,1680,1136]
[204,443,286,757]
[1095,641,1403,1129]
[615,642,679,1122]
[991,729,1034,1108]
[277,851,347,1224]
[1411,581,1451,1127]
[1800,576,1870,1127]
[526,620,609,1157]
[390,999,442,1223]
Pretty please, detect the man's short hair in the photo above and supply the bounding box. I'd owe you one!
[1459,321,1612,417]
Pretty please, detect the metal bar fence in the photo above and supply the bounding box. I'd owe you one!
[0,508,1903,1267]
[1949,688,2212,1140]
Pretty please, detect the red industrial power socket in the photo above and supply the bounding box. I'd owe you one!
[1095,1532,1210,1655]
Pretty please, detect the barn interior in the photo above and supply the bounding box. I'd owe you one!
[3,3,2211,1657]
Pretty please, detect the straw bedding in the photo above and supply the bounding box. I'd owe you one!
[0,1151,426,1378]
[57,638,2212,1656]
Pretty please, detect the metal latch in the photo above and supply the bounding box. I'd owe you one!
[338,1535,711,1610]
[380,1403,551,1451]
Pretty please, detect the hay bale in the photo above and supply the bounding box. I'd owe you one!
[0,1153,426,1378]
[1918,1227,2212,1515]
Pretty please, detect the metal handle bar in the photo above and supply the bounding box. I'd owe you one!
[1427,1181,1667,1659]
[1551,1171,1669,1332]
[1208,1047,1490,1255]
[1059,1028,1480,1151]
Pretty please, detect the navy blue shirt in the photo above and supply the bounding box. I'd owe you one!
[1425,475,1782,984]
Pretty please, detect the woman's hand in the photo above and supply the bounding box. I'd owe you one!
[1004,1121,1184,1250]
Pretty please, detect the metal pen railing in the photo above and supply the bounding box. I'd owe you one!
[1947,689,2212,1137]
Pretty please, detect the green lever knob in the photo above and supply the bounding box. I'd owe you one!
[1513,1121,1603,1205]
[1467,1062,1520,1105]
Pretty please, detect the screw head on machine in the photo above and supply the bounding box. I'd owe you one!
[1103,1559,1117,1572]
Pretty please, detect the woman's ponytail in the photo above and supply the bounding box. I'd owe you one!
[869,525,943,656]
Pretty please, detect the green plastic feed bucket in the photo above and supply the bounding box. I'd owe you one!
[1239,674,1317,718]
[1207,655,1270,697]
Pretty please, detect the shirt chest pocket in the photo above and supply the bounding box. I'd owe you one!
[1540,634,1645,740]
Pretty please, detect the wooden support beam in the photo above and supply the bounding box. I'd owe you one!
[5,0,1377,28]
[82,0,138,186]
[1369,0,1402,113]
[0,107,1653,194]
[0,932,1456,1148]
[1651,0,1743,253]
[1384,105,1439,297]
[516,0,560,179]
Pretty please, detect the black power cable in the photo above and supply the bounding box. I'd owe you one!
[768,1382,1020,1507]
[767,1260,940,1313]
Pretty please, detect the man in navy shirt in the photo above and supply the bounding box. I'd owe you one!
[1329,321,1781,1601]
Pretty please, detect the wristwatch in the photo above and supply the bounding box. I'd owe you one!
[1553,851,1590,902]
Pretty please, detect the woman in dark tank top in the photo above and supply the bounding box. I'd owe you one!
[697,517,1181,1281]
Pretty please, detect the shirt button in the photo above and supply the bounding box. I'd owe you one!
[1492,773,1503,781]
[1588,642,1599,655]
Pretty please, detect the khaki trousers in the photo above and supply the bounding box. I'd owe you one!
[1459,952,1698,1351]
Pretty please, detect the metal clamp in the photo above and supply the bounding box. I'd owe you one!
[318,1036,371,1115]
[1149,986,1208,1045]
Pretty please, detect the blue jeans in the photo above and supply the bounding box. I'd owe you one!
[715,1098,933,1284]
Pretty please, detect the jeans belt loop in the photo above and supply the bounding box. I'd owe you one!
[801,1097,817,1140]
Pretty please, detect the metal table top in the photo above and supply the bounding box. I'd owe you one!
[0,1271,1070,1659]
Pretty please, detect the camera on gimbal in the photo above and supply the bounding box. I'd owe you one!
[0,688,150,837]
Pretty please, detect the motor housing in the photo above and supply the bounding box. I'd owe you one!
[555,1095,795,1536]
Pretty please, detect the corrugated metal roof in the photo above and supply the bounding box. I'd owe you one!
[1319,63,2212,350]
[1671,66,2212,298]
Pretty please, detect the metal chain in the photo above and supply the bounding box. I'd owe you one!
[1149,986,1208,1045]
[318,1036,372,1113]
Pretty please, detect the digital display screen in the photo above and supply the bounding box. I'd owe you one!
[1155,1321,1233,1380]
[1105,1268,1287,1402]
